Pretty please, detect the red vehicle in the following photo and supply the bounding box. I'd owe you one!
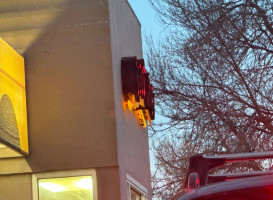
[172,151,273,200]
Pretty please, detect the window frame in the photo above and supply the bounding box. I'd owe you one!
[127,174,148,200]
[32,169,97,200]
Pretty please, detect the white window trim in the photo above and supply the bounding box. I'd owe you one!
[32,169,97,200]
[127,174,148,200]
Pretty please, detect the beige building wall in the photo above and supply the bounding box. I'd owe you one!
[108,0,152,199]
[0,0,117,172]
[0,174,32,200]
[0,0,151,199]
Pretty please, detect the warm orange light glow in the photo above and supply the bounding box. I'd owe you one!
[144,109,152,126]
[127,100,133,110]
[123,93,153,127]
[0,37,28,155]
[135,109,147,127]
[121,57,155,127]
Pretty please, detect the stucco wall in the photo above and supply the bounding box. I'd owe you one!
[108,0,152,199]
[96,166,121,200]
[0,0,118,173]
[0,174,32,200]
[0,0,151,199]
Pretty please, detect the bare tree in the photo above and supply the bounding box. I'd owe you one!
[146,0,273,199]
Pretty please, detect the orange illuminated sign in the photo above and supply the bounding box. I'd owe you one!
[0,37,28,155]
[121,57,155,127]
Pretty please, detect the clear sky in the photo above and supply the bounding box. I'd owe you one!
[127,0,164,52]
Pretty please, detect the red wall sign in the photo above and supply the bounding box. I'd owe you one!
[121,57,155,127]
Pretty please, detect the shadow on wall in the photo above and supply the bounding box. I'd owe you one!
[0,0,118,171]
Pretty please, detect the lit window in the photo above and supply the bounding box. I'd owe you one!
[33,170,97,200]
[38,176,93,200]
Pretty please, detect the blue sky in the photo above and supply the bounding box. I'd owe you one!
[127,0,164,51]
[127,0,169,123]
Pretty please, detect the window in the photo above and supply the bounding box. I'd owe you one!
[127,174,148,200]
[131,188,142,200]
[32,169,97,200]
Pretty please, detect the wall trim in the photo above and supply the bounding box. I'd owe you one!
[126,173,148,194]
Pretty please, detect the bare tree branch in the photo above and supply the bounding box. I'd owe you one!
[147,0,273,199]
